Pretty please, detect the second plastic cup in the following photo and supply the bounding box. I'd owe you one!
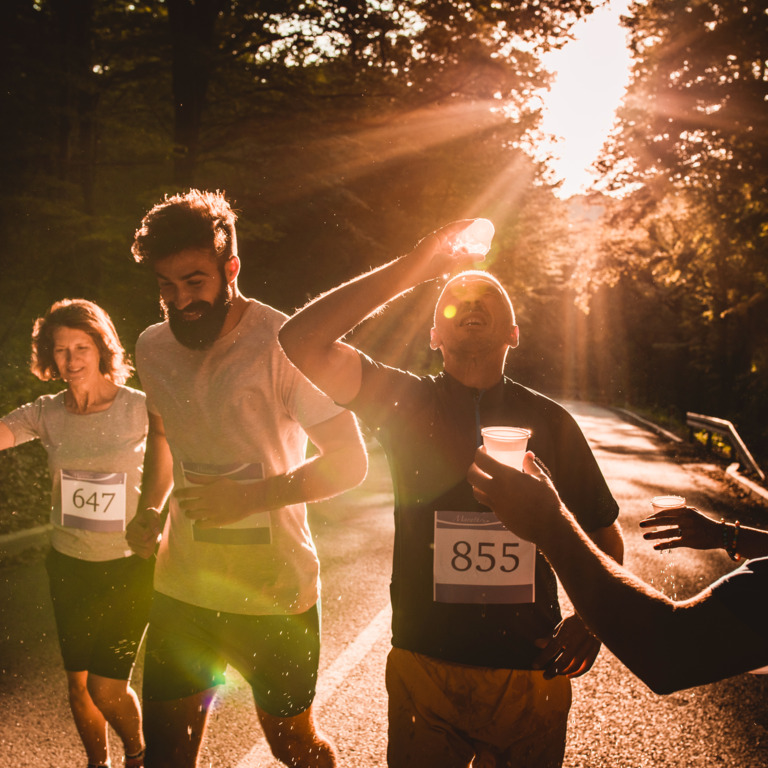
[481,427,531,471]
[452,218,495,256]
[650,495,686,513]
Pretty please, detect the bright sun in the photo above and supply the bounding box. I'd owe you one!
[539,0,633,198]
[266,2,634,211]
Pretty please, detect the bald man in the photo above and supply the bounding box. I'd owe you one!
[279,222,623,768]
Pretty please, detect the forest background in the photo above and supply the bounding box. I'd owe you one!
[1,0,766,531]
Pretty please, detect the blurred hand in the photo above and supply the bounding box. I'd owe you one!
[535,614,601,679]
[175,476,266,529]
[126,506,162,559]
[640,505,722,552]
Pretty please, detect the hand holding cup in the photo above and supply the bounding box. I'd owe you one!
[640,497,722,552]
[468,447,562,547]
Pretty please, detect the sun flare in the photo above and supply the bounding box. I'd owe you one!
[539,0,633,198]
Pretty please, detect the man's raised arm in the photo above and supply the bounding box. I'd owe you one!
[279,221,475,404]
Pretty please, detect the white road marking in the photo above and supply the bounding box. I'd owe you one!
[234,603,392,768]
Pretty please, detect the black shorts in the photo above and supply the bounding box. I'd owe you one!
[45,548,155,679]
[142,592,321,718]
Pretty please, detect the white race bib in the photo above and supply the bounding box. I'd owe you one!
[182,462,271,545]
[60,469,127,532]
[433,510,536,604]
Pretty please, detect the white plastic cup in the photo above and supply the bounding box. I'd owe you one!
[650,495,686,513]
[649,495,685,555]
[452,218,495,256]
[481,426,531,471]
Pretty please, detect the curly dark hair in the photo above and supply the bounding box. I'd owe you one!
[132,189,238,266]
[31,299,133,384]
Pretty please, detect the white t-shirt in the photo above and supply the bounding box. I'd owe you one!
[2,386,148,561]
[136,299,344,615]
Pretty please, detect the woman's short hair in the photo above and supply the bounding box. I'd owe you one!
[30,299,133,385]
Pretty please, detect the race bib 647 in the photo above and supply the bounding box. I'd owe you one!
[60,469,127,532]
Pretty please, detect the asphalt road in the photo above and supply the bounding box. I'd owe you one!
[1,402,767,767]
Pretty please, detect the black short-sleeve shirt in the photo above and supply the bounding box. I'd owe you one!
[710,557,768,642]
[348,353,619,669]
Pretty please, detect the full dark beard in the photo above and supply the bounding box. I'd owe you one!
[165,284,232,350]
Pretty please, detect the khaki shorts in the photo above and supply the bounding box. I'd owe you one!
[386,647,572,768]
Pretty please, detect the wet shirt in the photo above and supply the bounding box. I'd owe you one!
[136,300,344,616]
[348,354,619,669]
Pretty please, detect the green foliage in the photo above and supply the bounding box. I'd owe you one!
[591,0,768,462]
[691,429,733,461]
[0,442,50,535]
[0,0,607,528]
[9,1,767,521]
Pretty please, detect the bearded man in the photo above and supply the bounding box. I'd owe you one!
[126,189,367,768]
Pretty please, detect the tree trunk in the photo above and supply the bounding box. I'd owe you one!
[167,0,227,187]
[50,0,98,212]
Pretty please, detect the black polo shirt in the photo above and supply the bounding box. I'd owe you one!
[349,353,619,669]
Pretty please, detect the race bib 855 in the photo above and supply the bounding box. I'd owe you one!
[433,510,536,604]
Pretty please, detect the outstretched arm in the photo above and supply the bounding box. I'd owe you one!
[641,505,768,561]
[534,518,624,680]
[278,221,477,404]
[0,423,15,452]
[468,449,767,694]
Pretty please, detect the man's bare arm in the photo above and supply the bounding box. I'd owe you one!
[0,422,15,452]
[267,410,368,508]
[469,449,767,693]
[588,520,624,564]
[126,411,174,558]
[278,221,476,404]
[178,410,367,529]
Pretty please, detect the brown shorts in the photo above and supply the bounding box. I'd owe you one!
[386,647,572,768]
